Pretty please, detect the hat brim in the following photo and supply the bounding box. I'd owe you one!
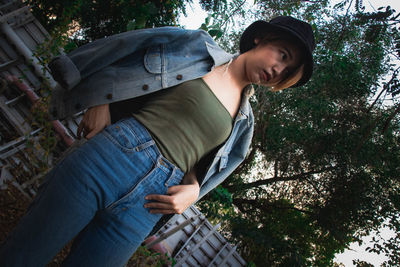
[240,21,314,88]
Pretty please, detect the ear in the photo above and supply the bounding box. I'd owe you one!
[254,38,260,45]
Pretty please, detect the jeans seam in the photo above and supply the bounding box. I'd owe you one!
[101,130,156,166]
[101,131,137,153]
[120,120,157,165]
[105,164,160,210]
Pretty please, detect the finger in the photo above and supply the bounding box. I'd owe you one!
[85,128,99,139]
[166,185,183,194]
[148,209,177,215]
[77,121,84,139]
[145,194,172,202]
[144,202,172,209]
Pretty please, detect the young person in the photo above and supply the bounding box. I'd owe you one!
[0,16,315,266]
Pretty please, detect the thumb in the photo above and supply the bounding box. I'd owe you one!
[77,121,84,139]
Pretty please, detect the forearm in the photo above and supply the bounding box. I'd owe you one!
[181,168,199,186]
[144,167,200,214]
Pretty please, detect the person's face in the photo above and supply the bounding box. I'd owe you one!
[243,39,303,87]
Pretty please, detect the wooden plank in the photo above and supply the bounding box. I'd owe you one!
[0,37,19,61]
[15,64,41,89]
[0,95,30,135]
[0,140,26,159]
[13,14,35,29]
[14,26,37,51]
[0,22,56,88]
[0,1,16,12]
[208,243,228,267]
[0,32,41,88]
[0,0,23,13]
[0,6,30,25]
[154,206,246,266]
[24,22,46,44]
[174,217,207,258]
[191,228,222,263]
[145,215,201,249]
[32,19,50,39]
[0,127,41,155]
[175,223,221,267]
[0,58,19,71]
[218,245,239,267]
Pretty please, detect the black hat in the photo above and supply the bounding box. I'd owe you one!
[239,16,315,87]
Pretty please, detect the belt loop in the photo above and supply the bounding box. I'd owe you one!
[164,166,177,187]
[135,140,155,152]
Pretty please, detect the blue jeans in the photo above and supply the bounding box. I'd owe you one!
[0,117,184,266]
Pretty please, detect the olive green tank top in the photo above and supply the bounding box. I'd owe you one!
[132,78,233,173]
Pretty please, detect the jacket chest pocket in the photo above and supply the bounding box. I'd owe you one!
[144,44,164,74]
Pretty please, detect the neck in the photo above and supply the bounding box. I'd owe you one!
[224,54,250,91]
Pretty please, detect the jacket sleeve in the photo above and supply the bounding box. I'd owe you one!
[48,27,195,90]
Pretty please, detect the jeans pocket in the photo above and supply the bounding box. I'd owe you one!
[106,164,161,211]
[103,120,138,152]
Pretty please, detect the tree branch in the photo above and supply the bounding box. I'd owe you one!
[232,198,314,216]
[368,67,400,112]
[226,166,335,191]
[381,103,400,134]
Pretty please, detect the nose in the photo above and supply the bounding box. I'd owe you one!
[272,62,286,78]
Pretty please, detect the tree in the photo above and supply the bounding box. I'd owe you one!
[25,0,189,44]
[199,1,400,265]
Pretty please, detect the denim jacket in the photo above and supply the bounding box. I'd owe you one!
[48,27,254,212]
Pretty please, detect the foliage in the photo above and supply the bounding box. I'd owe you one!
[353,259,374,267]
[199,1,400,266]
[25,0,189,44]
[127,246,175,266]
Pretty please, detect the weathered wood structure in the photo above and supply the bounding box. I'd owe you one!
[155,206,247,267]
[0,0,79,199]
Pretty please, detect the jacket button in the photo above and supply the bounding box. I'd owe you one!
[176,74,183,80]
[106,93,113,100]
[75,103,81,110]
[142,84,149,90]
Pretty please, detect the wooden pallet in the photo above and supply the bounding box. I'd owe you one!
[155,206,247,267]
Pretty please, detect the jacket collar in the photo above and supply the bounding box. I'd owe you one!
[205,41,234,67]
[236,87,252,121]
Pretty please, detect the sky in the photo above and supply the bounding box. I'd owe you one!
[178,1,399,266]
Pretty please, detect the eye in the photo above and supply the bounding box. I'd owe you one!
[280,51,287,61]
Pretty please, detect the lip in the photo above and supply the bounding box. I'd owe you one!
[261,70,270,83]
